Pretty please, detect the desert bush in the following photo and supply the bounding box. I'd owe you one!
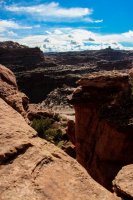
[32,117,63,145]
[32,118,54,138]
[53,113,60,121]
[45,128,63,144]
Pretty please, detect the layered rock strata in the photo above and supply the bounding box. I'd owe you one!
[70,70,133,190]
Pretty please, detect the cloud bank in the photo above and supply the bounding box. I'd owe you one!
[16,28,133,52]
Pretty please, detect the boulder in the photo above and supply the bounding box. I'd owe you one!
[113,165,133,199]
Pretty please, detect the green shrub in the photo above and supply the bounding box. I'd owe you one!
[32,118,54,138]
[45,128,63,144]
[32,118,63,145]
[53,113,60,121]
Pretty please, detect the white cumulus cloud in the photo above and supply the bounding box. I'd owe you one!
[0,20,19,32]
[0,27,133,51]
[5,2,102,23]
[0,19,32,33]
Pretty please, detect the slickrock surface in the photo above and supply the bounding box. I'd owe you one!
[0,64,29,117]
[113,165,133,199]
[70,70,133,190]
[0,98,120,200]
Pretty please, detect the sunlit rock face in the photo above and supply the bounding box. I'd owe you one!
[0,64,29,118]
[70,70,133,190]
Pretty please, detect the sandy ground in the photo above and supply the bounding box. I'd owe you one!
[51,106,75,121]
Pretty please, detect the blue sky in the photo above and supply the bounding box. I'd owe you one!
[0,0,133,52]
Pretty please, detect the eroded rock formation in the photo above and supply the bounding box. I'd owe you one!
[0,64,29,118]
[70,70,133,190]
[0,65,120,200]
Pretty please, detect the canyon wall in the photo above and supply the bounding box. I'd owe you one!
[70,71,133,190]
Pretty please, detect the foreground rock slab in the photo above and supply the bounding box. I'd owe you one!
[0,98,119,200]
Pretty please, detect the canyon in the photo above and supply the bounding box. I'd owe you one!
[0,42,133,103]
[0,64,121,200]
[0,41,133,199]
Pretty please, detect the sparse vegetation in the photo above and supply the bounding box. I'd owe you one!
[45,128,63,144]
[32,118,54,138]
[31,115,75,158]
[32,117,64,145]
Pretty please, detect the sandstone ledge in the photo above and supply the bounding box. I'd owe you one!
[77,71,129,88]
[70,70,133,131]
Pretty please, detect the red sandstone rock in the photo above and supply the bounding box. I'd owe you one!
[27,104,54,121]
[0,64,17,87]
[70,70,133,190]
[0,98,120,200]
[0,64,29,117]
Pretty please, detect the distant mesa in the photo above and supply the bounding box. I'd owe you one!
[0,41,28,49]
[0,41,44,70]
